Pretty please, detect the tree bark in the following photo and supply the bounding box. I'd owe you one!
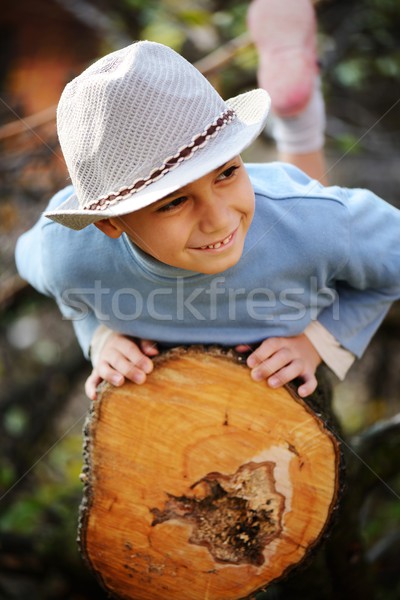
[78,346,342,600]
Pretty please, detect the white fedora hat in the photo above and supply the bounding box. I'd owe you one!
[45,41,270,230]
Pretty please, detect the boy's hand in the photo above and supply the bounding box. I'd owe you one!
[85,333,159,400]
[235,334,321,398]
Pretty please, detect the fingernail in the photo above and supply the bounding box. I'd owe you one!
[251,369,263,382]
[111,375,123,386]
[134,372,146,384]
[247,356,256,368]
[143,361,153,374]
[268,376,279,388]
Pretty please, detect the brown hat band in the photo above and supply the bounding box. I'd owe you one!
[85,108,236,212]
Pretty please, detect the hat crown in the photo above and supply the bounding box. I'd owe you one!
[57,41,227,209]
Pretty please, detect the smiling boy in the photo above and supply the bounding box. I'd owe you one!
[96,158,254,275]
[15,41,400,401]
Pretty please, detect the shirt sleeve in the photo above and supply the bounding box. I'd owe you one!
[15,214,52,297]
[303,321,355,380]
[90,324,115,366]
[15,187,74,296]
[15,186,99,359]
[68,306,101,359]
[316,186,400,357]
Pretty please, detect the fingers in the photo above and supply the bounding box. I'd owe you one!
[86,336,160,400]
[247,338,286,376]
[246,336,320,397]
[95,334,156,387]
[249,346,302,386]
[96,357,127,385]
[297,373,318,398]
[85,369,104,401]
[100,347,153,385]
[139,339,159,357]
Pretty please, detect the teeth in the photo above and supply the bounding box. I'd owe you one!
[200,234,233,250]
[201,233,232,250]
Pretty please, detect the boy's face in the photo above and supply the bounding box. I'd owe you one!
[100,156,255,274]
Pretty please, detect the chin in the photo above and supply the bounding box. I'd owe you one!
[198,255,242,275]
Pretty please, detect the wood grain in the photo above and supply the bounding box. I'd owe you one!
[79,346,341,600]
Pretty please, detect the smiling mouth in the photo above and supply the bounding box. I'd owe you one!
[194,231,235,251]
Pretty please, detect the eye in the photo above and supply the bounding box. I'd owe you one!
[157,196,187,213]
[217,164,239,181]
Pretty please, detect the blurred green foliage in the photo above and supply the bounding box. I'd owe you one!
[0,434,82,543]
[0,431,88,600]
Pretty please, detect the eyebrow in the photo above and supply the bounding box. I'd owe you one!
[159,161,230,202]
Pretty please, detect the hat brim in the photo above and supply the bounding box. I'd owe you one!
[45,88,270,230]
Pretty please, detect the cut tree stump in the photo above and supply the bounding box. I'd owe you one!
[78,346,342,600]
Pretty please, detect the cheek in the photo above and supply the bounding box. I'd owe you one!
[243,188,255,220]
[149,224,187,256]
[124,219,159,254]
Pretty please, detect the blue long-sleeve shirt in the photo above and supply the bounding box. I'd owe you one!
[15,162,400,360]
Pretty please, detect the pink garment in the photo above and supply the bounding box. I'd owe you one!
[247,0,318,116]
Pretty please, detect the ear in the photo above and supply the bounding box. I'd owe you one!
[94,218,124,239]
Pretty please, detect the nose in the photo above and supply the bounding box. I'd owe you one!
[197,193,231,234]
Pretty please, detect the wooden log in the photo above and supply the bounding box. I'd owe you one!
[78,346,342,600]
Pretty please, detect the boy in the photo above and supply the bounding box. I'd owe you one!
[15,41,400,401]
